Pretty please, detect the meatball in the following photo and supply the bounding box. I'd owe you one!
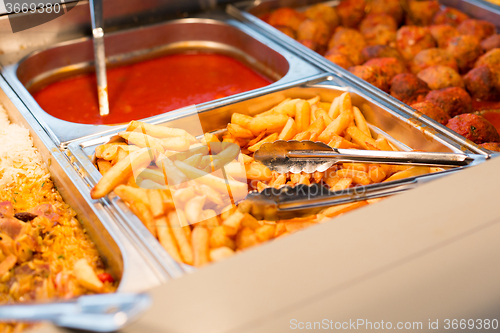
[274,26,296,39]
[411,101,450,125]
[480,142,500,152]
[363,25,398,47]
[390,73,431,105]
[457,19,495,41]
[328,27,366,50]
[299,39,321,53]
[369,0,404,25]
[359,13,398,33]
[432,7,469,27]
[304,4,339,30]
[325,50,355,69]
[327,44,365,66]
[475,48,500,72]
[396,26,436,61]
[348,65,389,91]
[361,45,403,62]
[446,113,500,144]
[268,7,306,31]
[464,65,500,101]
[446,35,483,73]
[405,0,440,26]
[425,87,473,117]
[429,24,459,48]
[364,57,408,83]
[336,0,366,28]
[410,48,458,74]
[297,19,331,52]
[481,35,500,52]
[417,65,464,90]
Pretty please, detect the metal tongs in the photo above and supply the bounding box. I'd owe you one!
[0,293,151,332]
[238,141,487,220]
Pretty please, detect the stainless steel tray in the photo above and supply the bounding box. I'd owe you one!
[0,76,171,293]
[67,73,479,275]
[227,0,499,156]
[1,14,324,146]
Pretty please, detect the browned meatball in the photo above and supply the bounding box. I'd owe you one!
[359,14,398,33]
[481,35,500,52]
[390,73,431,104]
[325,50,355,69]
[432,7,469,27]
[410,48,458,74]
[268,7,306,31]
[475,48,500,72]
[348,65,389,91]
[328,27,366,50]
[336,0,366,28]
[417,65,464,90]
[411,101,450,125]
[369,0,404,25]
[446,113,500,143]
[299,39,321,53]
[364,57,408,83]
[361,45,403,62]
[327,44,365,66]
[304,4,339,30]
[446,35,483,73]
[396,26,436,61]
[464,65,500,101]
[363,25,398,47]
[425,87,473,117]
[457,19,496,41]
[405,0,440,26]
[429,24,459,48]
[274,26,296,39]
[480,142,500,152]
[297,19,331,52]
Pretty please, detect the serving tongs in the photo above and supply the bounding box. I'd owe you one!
[254,141,485,174]
[0,293,151,332]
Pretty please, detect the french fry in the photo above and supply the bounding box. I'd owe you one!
[235,227,260,249]
[247,133,279,152]
[278,117,298,140]
[160,137,191,151]
[353,106,371,137]
[156,154,187,186]
[173,186,196,204]
[245,162,272,181]
[271,99,297,117]
[129,201,157,237]
[191,226,209,266]
[328,96,341,119]
[314,108,333,126]
[271,173,287,188]
[368,165,387,183]
[210,225,236,249]
[375,136,394,151]
[147,189,165,218]
[383,166,430,182]
[185,196,206,225]
[306,116,326,141]
[137,167,166,186]
[307,95,320,105]
[293,131,312,141]
[313,171,324,183]
[115,148,130,164]
[91,148,154,199]
[198,184,224,206]
[167,211,193,265]
[317,111,353,143]
[182,153,203,168]
[345,126,378,150]
[222,210,245,236]
[96,159,112,175]
[228,123,254,139]
[118,131,164,153]
[155,216,182,263]
[248,113,288,135]
[338,92,352,114]
[342,163,369,172]
[209,247,235,262]
[295,100,311,132]
[127,120,196,142]
[336,169,372,185]
[255,224,276,242]
[231,113,253,128]
[298,173,311,185]
[199,209,220,229]
[275,222,287,237]
[331,177,352,191]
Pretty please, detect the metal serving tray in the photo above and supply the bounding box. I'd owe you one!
[0,76,171,294]
[66,73,480,275]
[1,14,323,146]
[227,0,499,155]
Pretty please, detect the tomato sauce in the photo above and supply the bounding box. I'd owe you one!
[472,100,500,112]
[32,53,274,125]
[480,111,500,135]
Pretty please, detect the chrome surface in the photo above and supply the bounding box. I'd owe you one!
[67,73,475,274]
[254,141,486,174]
[226,0,499,155]
[0,293,151,332]
[2,14,321,146]
[89,0,110,116]
[0,76,168,293]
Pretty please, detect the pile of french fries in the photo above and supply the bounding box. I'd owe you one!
[90,92,436,267]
